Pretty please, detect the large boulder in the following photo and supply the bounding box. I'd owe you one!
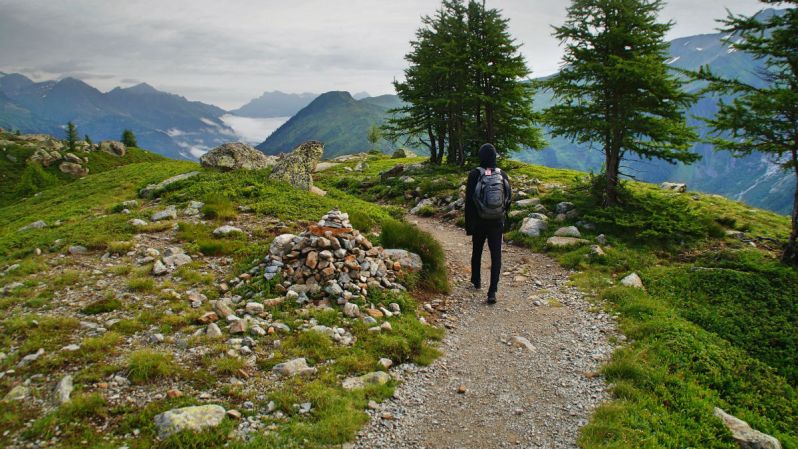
[519,215,548,237]
[59,162,88,177]
[29,148,62,166]
[99,140,126,157]
[139,171,200,198]
[268,141,324,190]
[713,408,782,449]
[200,142,277,171]
[153,405,226,438]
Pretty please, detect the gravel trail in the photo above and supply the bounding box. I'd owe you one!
[355,217,618,449]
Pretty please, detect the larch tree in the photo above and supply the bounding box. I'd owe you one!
[697,3,798,264]
[542,0,698,206]
[65,122,78,153]
[385,0,543,165]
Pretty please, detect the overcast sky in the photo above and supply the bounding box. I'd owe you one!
[0,0,767,109]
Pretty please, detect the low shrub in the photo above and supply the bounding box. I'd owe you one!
[380,219,449,293]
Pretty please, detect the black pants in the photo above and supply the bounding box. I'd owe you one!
[471,222,503,296]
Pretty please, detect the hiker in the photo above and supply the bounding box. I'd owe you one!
[465,143,512,304]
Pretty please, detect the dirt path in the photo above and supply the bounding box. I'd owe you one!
[355,217,617,449]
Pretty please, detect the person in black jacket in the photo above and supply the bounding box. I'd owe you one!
[465,143,511,304]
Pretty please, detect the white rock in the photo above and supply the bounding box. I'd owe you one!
[620,273,644,289]
[245,302,264,314]
[152,260,168,276]
[213,225,244,236]
[554,226,581,238]
[519,217,548,237]
[272,358,317,377]
[206,323,223,338]
[511,336,536,352]
[713,407,781,449]
[153,404,226,438]
[151,206,177,222]
[55,375,74,404]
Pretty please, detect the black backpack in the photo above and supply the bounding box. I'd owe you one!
[473,167,509,220]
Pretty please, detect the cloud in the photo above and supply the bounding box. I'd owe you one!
[0,0,768,109]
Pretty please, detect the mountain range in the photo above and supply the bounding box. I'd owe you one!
[0,74,235,160]
[0,9,792,213]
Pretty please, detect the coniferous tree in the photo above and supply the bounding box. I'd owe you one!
[121,129,137,147]
[84,134,93,146]
[542,0,698,206]
[367,124,382,151]
[65,122,78,153]
[386,0,543,165]
[697,3,798,264]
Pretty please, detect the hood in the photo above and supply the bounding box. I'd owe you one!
[478,143,497,168]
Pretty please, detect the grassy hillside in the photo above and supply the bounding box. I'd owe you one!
[318,154,798,448]
[0,130,165,208]
[0,156,446,448]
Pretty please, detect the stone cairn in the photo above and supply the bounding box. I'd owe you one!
[265,209,409,313]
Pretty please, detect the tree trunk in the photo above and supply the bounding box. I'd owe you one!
[604,148,621,207]
[427,125,438,165]
[782,147,798,265]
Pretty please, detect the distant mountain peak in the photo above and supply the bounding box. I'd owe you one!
[124,82,161,94]
[353,91,371,100]
[230,90,319,118]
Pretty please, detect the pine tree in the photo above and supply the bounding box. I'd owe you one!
[542,0,698,206]
[697,4,798,264]
[84,134,93,146]
[121,129,137,147]
[386,0,543,165]
[367,124,382,151]
[65,122,78,153]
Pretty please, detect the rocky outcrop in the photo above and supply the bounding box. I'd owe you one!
[153,405,226,438]
[713,408,782,449]
[200,142,277,171]
[269,140,324,190]
[139,171,200,198]
[99,140,126,157]
[28,148,62,166]
[661,182,687,193]
[59,161,88,177]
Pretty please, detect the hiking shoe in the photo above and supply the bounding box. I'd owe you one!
[486,295,497,305]
[471,281,481,290]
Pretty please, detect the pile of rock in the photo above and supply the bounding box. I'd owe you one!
[264,209,419,308]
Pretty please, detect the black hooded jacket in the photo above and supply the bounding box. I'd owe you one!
[464,144,511,236]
